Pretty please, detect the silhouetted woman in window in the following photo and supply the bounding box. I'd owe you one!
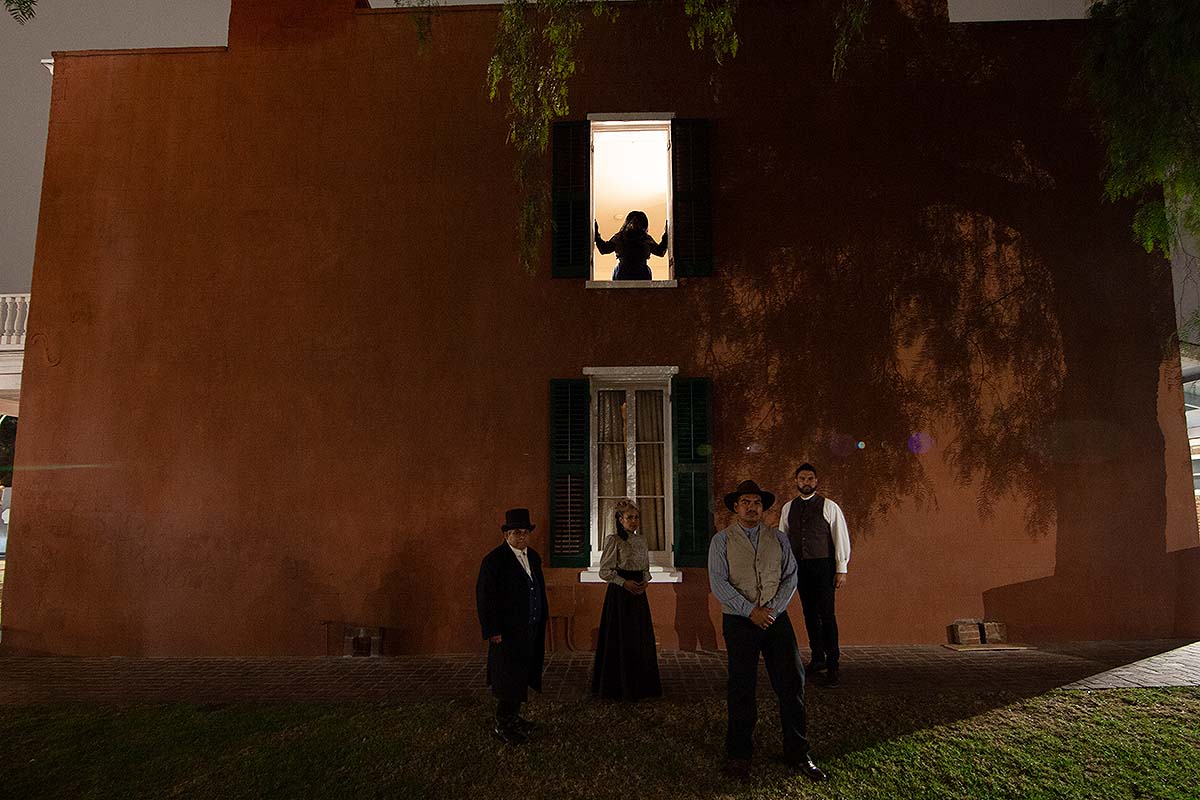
[595,211,669,281]
[591,499,662,701]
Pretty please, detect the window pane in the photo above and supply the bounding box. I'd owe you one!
[597,390,627,543]
[635,390,664,442]
[598,444,627,498]
[599,497,624,542]
[636,497,666,551]
[634,390,666,549]
[597,391,625,443]
[636,443,665,492]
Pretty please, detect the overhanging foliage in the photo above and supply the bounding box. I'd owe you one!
[478,0,871,273]
[1083,0,1200,258]
[4,0,35,24]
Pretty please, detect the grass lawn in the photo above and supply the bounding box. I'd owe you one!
[0,688,1196,799]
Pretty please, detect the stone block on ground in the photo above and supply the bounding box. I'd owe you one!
[982,621,1007,643]
[947,619,982,645]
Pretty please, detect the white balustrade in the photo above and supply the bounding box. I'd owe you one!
[0,295,30,349]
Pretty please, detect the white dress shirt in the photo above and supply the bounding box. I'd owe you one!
[508,543,532,577]
[778,494,852,574]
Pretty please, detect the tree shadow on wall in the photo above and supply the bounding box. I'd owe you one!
[681,3,1101,540]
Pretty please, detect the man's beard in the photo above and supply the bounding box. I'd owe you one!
[799,487,815,497]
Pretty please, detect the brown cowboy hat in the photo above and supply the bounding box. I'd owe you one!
[500,507,537,532]
[723,479,776,512]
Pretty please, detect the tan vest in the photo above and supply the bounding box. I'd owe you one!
[724,523,783,606]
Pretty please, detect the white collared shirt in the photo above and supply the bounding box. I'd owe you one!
[508,543,532,577]
[778,494,852,573]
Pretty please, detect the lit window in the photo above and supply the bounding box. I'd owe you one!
[591,119,672,282]
[551,116,710,284]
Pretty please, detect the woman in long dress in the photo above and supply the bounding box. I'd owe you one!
[591,499,663,700]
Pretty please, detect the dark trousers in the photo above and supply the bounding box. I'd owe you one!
[496,633,535,726]
[722,612,809,760]
[798,557,839,669]
[496,698,522,727]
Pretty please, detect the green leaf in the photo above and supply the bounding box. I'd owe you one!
[5,0,37,24]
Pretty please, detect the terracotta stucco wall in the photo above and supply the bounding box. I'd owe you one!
[3,0,1196,656]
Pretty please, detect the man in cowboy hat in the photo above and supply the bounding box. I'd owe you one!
[476,507,550,745]
[709,480,827,782]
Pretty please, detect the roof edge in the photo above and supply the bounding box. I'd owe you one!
[49,46,229,59]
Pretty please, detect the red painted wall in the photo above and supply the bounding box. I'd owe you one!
[3,0,1197,656]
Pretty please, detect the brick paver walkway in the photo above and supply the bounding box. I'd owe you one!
[0,640,1195,706]
[1060,641,1200,689]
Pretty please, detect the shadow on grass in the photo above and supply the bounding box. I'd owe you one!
[4,683,1197,799]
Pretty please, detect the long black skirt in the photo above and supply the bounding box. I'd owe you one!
[591,569,662,700]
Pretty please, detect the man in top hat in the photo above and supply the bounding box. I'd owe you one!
[778,463,851,687]
[476,507,549,745]
[709,479,827,782]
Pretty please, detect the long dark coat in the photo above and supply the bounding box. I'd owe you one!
[475,542,549,701]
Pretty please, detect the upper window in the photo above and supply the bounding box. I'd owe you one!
[591,118,673,283]
[551,117,712,284]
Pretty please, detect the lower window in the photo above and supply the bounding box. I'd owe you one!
[594,379,673,566]
[547,370,713,572]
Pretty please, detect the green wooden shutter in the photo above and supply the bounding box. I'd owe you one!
[549,379,590,567]
[671,118,713,278]
[551,121,591,278]
[672,376,714,567]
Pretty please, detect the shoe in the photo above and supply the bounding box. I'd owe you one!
[805,659,827,675]
[515,716,540,734]
[723,758,752,781]
[786,754,828,782]
[824,668,840,688]
[492,723,527,746]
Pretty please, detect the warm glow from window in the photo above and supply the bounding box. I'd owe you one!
[592,122,671,281]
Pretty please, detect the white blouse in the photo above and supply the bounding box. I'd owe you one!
[597,532,651,586]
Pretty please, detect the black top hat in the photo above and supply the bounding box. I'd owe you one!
[723,480,776,512]
[501,508,536,532]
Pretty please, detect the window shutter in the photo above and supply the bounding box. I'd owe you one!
[672,376,714,568]
[551,121,591,279]
[549,379,590,567]
[671,118,713,278]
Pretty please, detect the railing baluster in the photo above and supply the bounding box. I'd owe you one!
[1,297,12,345]
[0,294,31,348]
[17,295,28,346]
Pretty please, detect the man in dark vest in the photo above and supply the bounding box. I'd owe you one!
[709,479,827,782]
[778,463,851,687]
[475,507,549,745]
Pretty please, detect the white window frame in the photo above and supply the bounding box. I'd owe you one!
[947,1,1090,22]
[580,366,683,583]
[586,113,677,289]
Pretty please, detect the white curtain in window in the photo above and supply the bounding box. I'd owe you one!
[635,389,666,550]
[597,390,627,541]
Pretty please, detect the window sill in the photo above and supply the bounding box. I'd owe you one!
[585,280,678,289]
[579,567,684,584]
